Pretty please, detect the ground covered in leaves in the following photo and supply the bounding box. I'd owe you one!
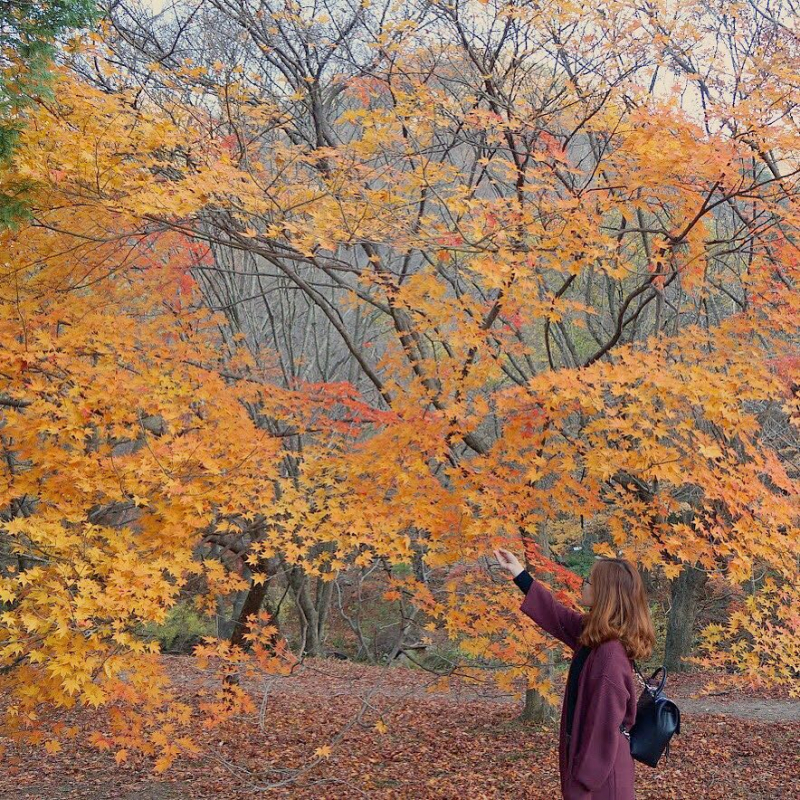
[0,657,796,799]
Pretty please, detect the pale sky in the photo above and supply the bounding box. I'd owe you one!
[133,0,706,122]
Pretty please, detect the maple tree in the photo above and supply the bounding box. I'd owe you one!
[0,0,798,771]
[0,89,318,760]
[97,0,798,690]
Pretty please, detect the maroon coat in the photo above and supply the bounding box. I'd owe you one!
[520,580,638,799]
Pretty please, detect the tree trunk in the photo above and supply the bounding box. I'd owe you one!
[664,564,707,672]
[229,579,269,651]
[288,565,333,657]
[521,686,556,724]
[410,527,428,584]
[519,520,557,724]
[315,575,334,648]
[521,644,557,724]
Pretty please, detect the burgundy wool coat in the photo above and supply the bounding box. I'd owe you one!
[520,580,638,799]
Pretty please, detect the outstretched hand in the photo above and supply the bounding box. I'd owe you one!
[493,548,524,578]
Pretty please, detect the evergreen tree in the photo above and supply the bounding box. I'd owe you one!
[1,0,98,224]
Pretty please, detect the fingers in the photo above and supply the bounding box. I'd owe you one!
[491,548,520,576]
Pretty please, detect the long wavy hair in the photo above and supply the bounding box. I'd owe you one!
[579,558,656,661]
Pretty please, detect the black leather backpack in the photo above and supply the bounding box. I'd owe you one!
[624,665,681,767]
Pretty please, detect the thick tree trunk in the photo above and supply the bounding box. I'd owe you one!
[227,553,283,650]
[521,686,556,724]
[521,645,558,724]
[664,564,707,672]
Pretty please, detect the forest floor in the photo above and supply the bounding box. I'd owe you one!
[0,656,797,800]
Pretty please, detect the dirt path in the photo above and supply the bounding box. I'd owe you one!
[675,697,800,722]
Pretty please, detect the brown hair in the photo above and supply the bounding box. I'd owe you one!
[579,558,655,661]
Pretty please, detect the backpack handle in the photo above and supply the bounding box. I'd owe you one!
[634,663,667,696]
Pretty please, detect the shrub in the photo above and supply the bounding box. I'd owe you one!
[142,601,217,654]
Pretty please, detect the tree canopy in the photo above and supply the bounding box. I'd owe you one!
[0,0,797,767]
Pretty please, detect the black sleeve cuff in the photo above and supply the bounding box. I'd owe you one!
[513,569,533,594]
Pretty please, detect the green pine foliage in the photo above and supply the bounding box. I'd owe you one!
[1,0,99,225]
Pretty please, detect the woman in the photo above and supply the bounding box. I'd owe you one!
[493,548,655,800]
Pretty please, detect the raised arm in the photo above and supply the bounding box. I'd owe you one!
[517,570,584,650]
[494,549,584,650]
